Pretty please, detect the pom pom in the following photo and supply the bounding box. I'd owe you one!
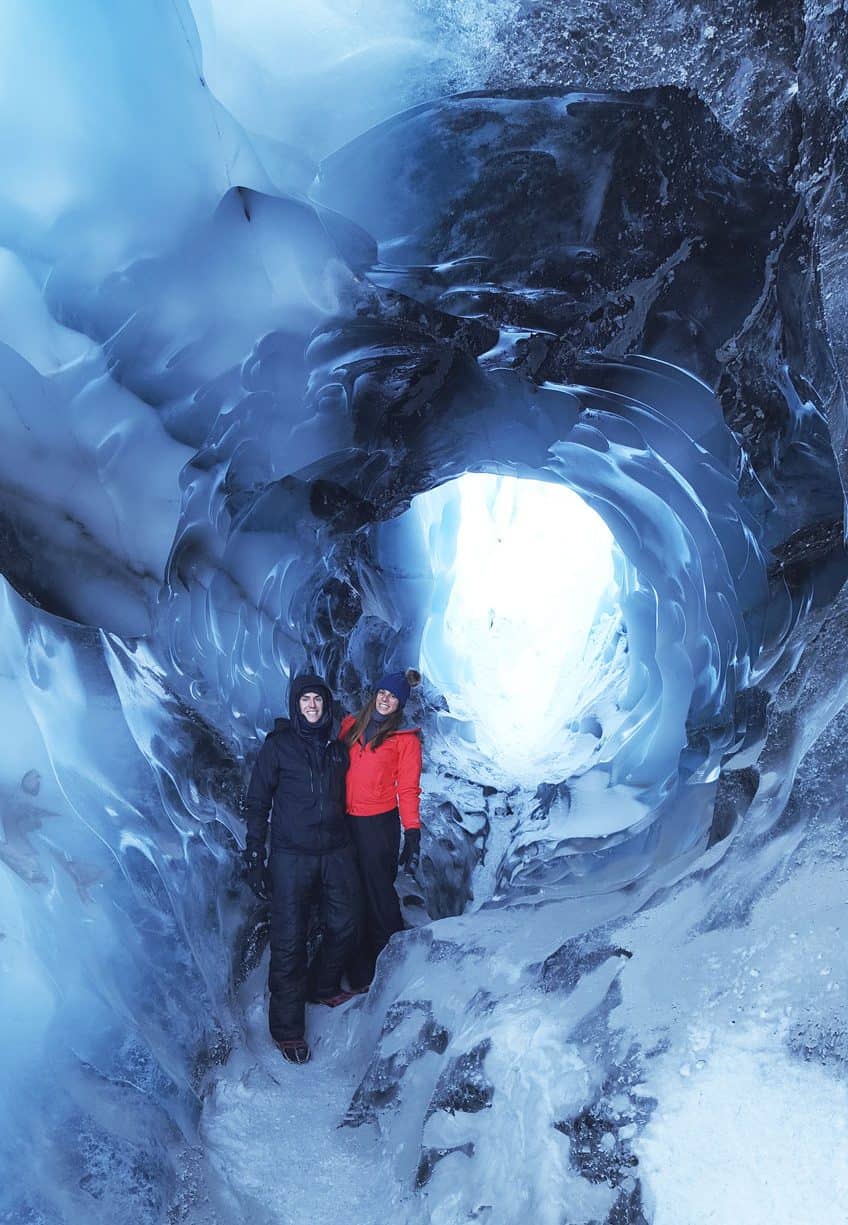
[405,668,422,687]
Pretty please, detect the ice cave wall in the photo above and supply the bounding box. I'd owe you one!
[0,1,847,1222]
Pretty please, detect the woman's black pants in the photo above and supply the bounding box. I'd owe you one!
[268,845,360,1042]
[347,809,403,987]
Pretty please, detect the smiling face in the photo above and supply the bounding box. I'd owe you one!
[298,691,324,723]
[375,688,400,716]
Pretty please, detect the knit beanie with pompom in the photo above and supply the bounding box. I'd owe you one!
[374,668,421,709]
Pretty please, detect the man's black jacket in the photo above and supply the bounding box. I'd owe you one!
[243,674,349,856]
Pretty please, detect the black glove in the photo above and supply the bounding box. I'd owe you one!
[243,847,271,901]
[399,827,421,872]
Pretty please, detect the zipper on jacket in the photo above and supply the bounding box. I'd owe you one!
[319,739,328,850]
[307,743,324,851]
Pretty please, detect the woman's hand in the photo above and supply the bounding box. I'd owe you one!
[399,827,421,872]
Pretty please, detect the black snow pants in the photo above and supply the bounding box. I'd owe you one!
[268,845,360,1041]
[347,809,404,988]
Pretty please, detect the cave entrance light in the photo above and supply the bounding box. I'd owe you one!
[411,472,619,784]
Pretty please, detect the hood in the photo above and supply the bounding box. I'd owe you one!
[288,673,334,735]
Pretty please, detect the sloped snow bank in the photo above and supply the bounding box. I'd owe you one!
[638,1024,848,1225]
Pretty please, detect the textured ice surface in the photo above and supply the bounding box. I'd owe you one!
[1,1,848,1222]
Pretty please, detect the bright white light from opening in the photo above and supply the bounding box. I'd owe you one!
[413,472,617,782]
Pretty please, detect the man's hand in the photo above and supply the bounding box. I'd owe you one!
[243,847,271,901]
[399,827,421,873]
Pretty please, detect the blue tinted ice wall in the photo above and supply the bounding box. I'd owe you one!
[1,2,847,1221]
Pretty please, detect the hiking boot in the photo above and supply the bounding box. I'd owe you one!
[310,990,356,1008]
[276,1038,310,1064]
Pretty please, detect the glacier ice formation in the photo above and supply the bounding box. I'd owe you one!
[1,2,847,1222]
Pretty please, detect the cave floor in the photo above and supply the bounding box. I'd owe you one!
[200,983,415,1224]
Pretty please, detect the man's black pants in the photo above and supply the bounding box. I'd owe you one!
[347,809,403,987]
[268,845,360,1041]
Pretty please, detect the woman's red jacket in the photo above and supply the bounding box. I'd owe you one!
[339,715,422,830]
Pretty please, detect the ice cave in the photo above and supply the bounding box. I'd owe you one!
[1,2,847,1223]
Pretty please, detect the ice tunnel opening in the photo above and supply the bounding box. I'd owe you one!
[384,471,625,786]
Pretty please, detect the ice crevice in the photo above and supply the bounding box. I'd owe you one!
[1,3,848,1223]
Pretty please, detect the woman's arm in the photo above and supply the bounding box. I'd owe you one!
[395,733,422,830]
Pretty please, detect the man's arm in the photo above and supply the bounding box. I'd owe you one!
[242,736,279,856]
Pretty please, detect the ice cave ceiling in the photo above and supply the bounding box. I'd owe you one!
[1,2,847,1223]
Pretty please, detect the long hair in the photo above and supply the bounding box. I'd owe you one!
[343,694,404,752]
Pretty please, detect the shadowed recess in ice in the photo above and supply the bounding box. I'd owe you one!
[1,1,848,1222]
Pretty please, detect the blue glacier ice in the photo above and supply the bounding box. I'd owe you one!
[1,1,847,1222]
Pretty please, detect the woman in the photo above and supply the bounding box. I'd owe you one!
[341,668,422,988]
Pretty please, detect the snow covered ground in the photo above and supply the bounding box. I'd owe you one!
[639,1027,848,1225]
[202,964,418,1224]
[203,849,848,1225]
[625,859,848,1225]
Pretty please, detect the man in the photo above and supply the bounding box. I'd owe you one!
[242,674,360,1064]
